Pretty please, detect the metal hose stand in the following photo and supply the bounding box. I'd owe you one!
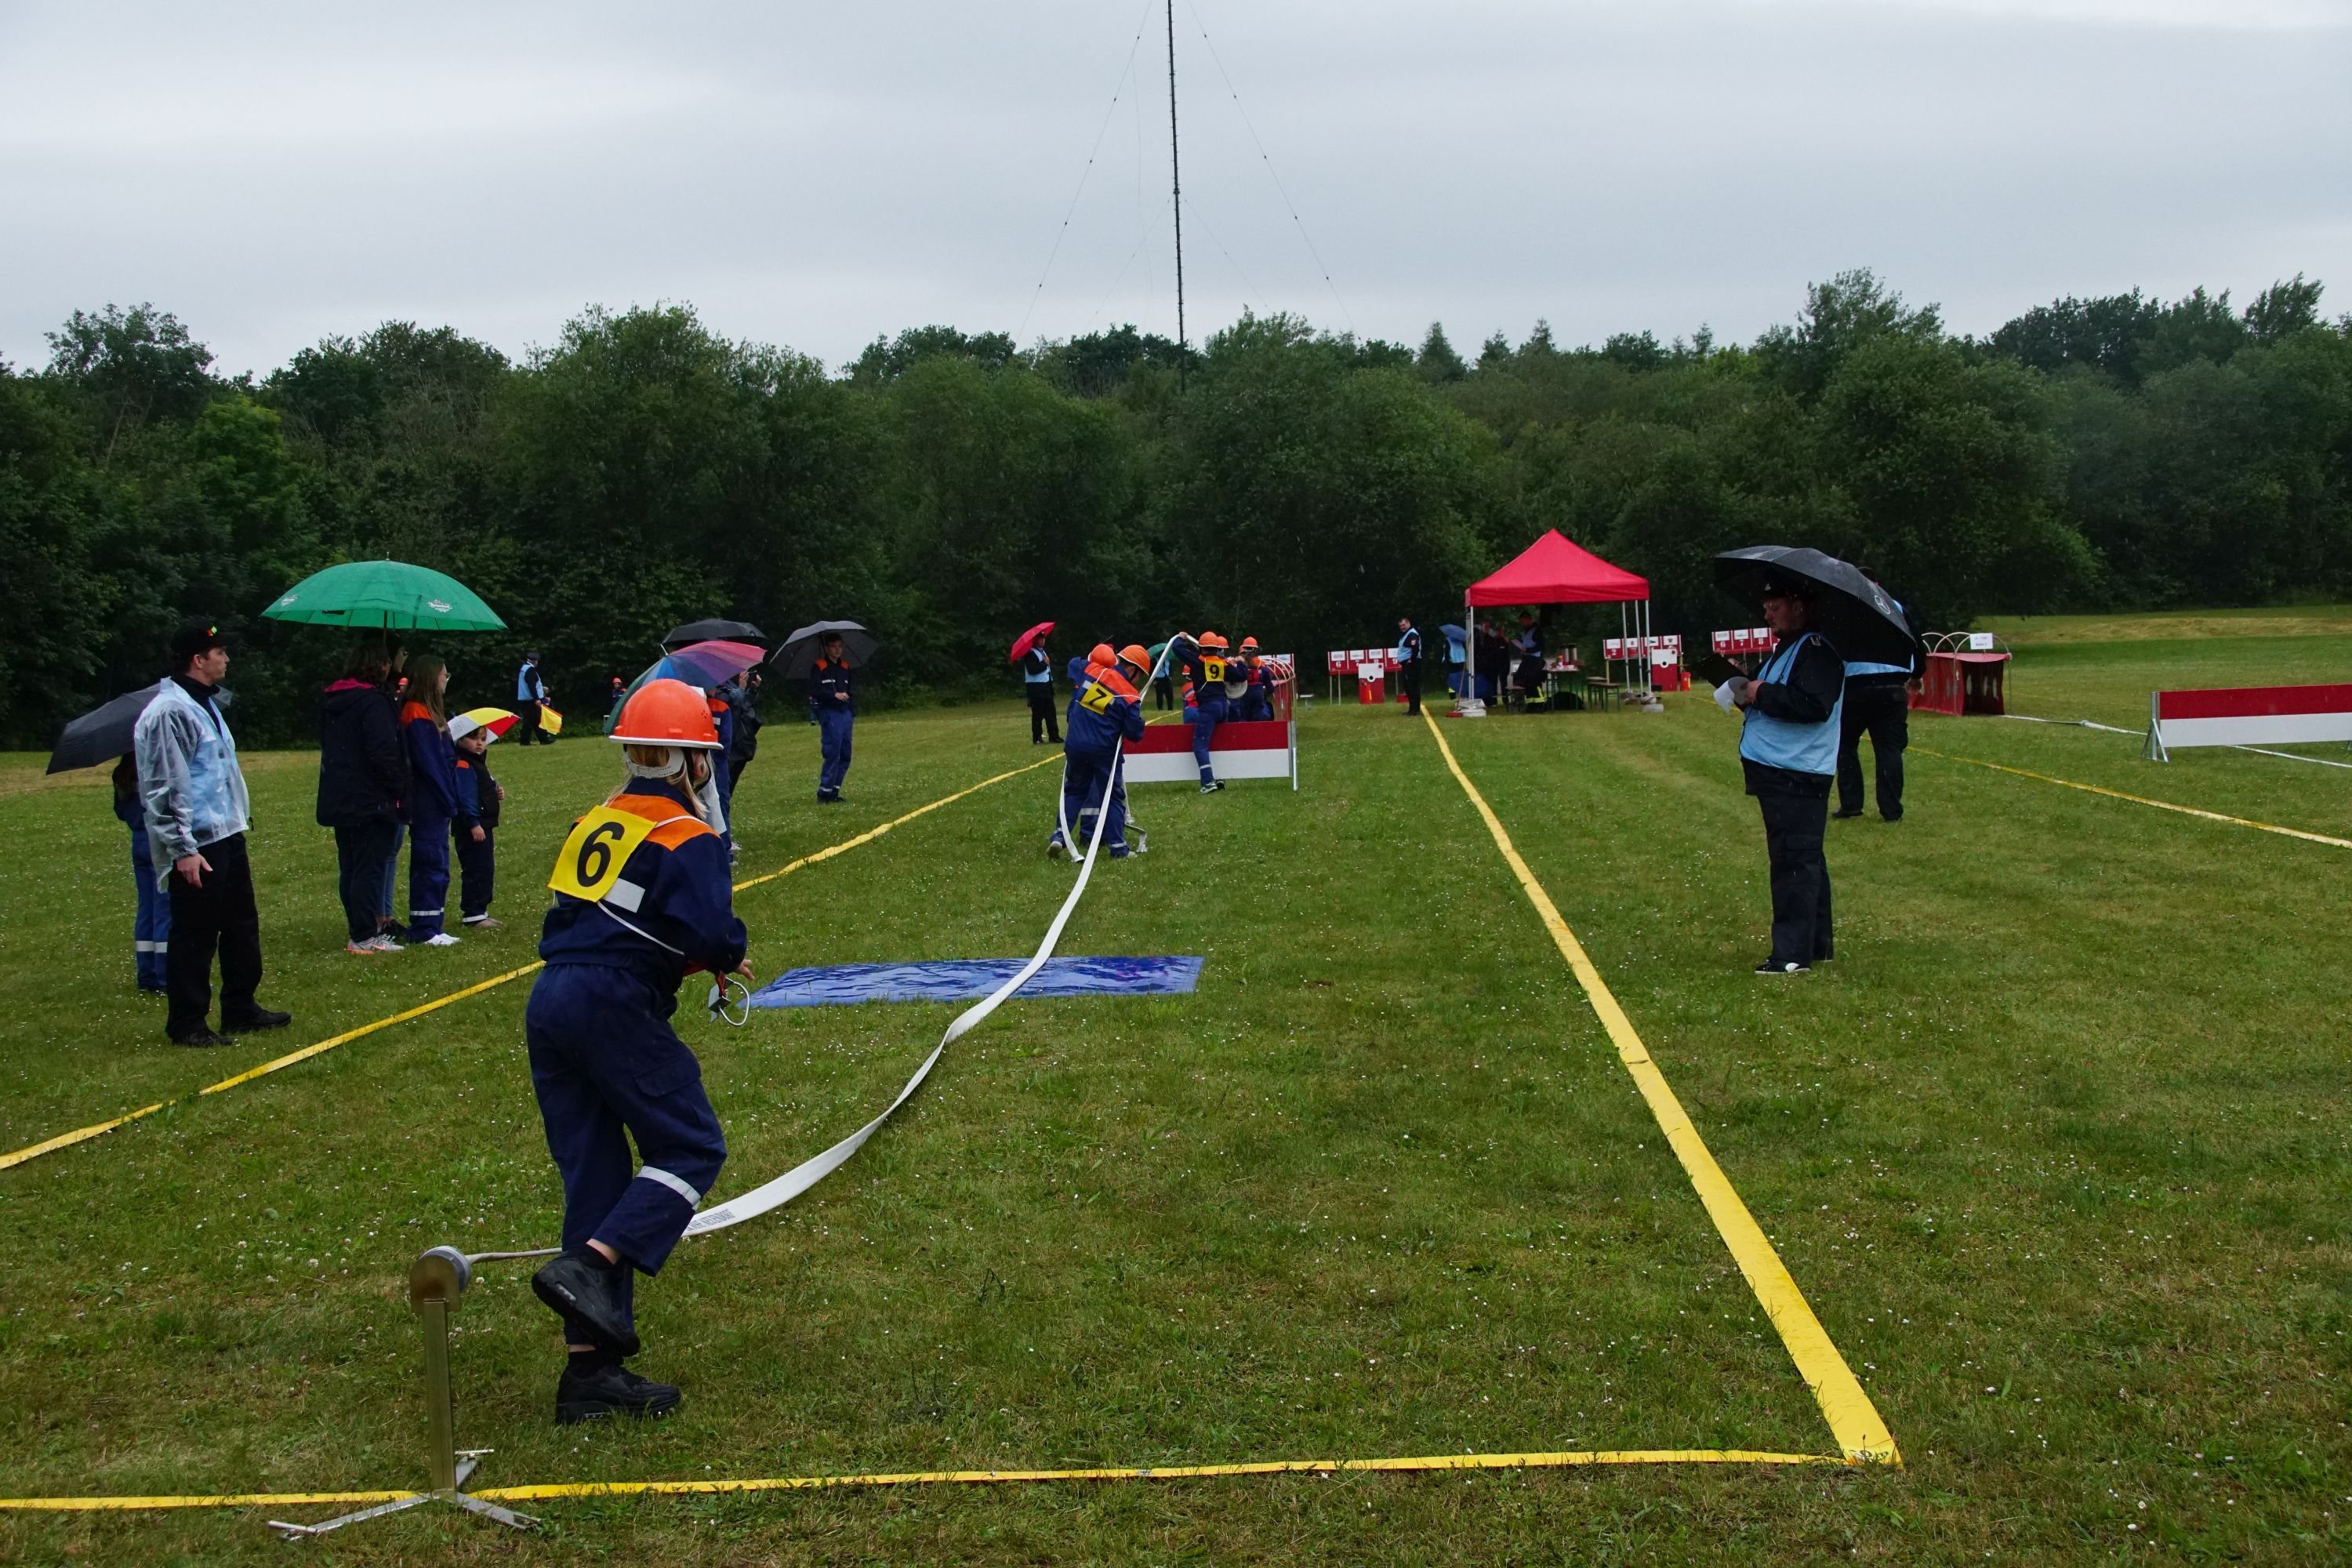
[267,1247,540,1538]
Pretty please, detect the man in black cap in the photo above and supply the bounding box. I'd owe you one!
[132,620,291,1046]
[1724,581,1845,976]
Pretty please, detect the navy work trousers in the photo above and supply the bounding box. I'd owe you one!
[406,811,452,937]
[129,826,170,990]
[526,962,727,1281]
[1756,786,1834,966]
[1060,748,1127,851]
[1189,696,1227,784]
[816,707,853,799]
[456,824,495,923]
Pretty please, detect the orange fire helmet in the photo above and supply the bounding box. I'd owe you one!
[1198,630,1229,652]
[612,678,723,750]
[1117,644,1152,677]
[1089,642,1116,670]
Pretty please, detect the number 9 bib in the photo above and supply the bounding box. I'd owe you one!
[549,804,662,903]
[1202,655,1226,683]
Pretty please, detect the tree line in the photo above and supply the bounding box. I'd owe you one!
[2,269,2346,748]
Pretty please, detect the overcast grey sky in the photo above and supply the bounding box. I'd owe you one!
[2,0,2347,377]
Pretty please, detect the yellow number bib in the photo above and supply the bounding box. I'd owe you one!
[549,805,662,903]
[1078,682,1114,716]
[1202,655,1226,683]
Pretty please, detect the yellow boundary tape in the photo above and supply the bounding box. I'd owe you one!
[0,757,1060,1174]
[1913,747,2352,850]
[0,1449,1848,1513]
[1419,713,1900,1466]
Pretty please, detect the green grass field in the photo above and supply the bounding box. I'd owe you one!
[2,611,2347,1563]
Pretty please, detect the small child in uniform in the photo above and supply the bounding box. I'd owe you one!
[450,713,506,931]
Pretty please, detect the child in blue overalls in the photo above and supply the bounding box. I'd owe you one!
[450,713,504,930]
[526,678,752,1424]
[809,635,855,804]
[113,754,169,993]
[1049,644,1148,859]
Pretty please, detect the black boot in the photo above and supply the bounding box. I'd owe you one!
[221,1004,292,1031]
[555,1356,681,1425]
[532,1250,641,1356]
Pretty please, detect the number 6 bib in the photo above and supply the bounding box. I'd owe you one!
[549,803,665,906]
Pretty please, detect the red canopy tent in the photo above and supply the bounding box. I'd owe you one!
[1463,530,1653,708]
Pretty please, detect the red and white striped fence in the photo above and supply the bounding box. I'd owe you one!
[2143,684,2352,760]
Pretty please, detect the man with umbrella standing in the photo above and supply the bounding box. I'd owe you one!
[1726,579,1845,976]
[134,621,292,1045]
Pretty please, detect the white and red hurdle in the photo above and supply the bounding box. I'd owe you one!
[2143,684,2352,762]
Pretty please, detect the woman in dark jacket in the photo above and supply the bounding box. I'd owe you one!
[318,645,410,953]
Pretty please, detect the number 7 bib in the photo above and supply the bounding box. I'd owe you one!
[549,804,662,904]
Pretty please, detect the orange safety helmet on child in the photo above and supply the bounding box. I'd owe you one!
[611,678,724,750]
[1198,630,1229,652]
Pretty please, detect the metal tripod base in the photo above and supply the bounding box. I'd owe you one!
[268,1452,540,1537]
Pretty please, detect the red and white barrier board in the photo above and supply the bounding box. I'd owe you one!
[1123,718,1297,787]
[2145,684,2352,760]
[1711,628,1774,656]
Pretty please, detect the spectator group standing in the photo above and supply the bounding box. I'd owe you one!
[132,621,291,1047]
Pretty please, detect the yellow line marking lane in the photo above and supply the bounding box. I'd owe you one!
[1419,713,1900,1466]
[0,1449,1848,1512]
[0,1102,169,1172]
[1913,747,2352,849]
[0,756,1063,1174]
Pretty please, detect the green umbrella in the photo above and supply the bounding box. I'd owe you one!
[261,560,506,632]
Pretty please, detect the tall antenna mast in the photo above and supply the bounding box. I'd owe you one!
[1166,0,1187,388]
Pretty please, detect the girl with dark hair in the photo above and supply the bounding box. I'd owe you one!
[399,654,462,946]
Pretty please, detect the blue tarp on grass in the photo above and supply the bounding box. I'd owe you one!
[748,956,1203,1009]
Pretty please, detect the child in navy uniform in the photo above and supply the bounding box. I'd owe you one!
[450,713,506,930]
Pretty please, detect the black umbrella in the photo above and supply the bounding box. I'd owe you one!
[1712,546,1920,667]
[771,620,877,679]
[664,618,767,649]
[46,682,234,775]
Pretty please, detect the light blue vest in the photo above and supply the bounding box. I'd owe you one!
[1740,633,1843,776]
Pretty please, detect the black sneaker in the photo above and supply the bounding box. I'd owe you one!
[221,1006,292,1032]
[555,1360,681,1425]
[1831,808,1864,820]
[532,1250,641,1356]
[1753,958,1810,977]
[171,1028,238,1048]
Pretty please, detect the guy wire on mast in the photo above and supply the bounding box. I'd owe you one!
[1166,0,1188,387]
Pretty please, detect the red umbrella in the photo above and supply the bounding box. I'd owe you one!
[1008,621,1055,663]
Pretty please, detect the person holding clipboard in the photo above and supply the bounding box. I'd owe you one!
[1704,579,1845,976]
